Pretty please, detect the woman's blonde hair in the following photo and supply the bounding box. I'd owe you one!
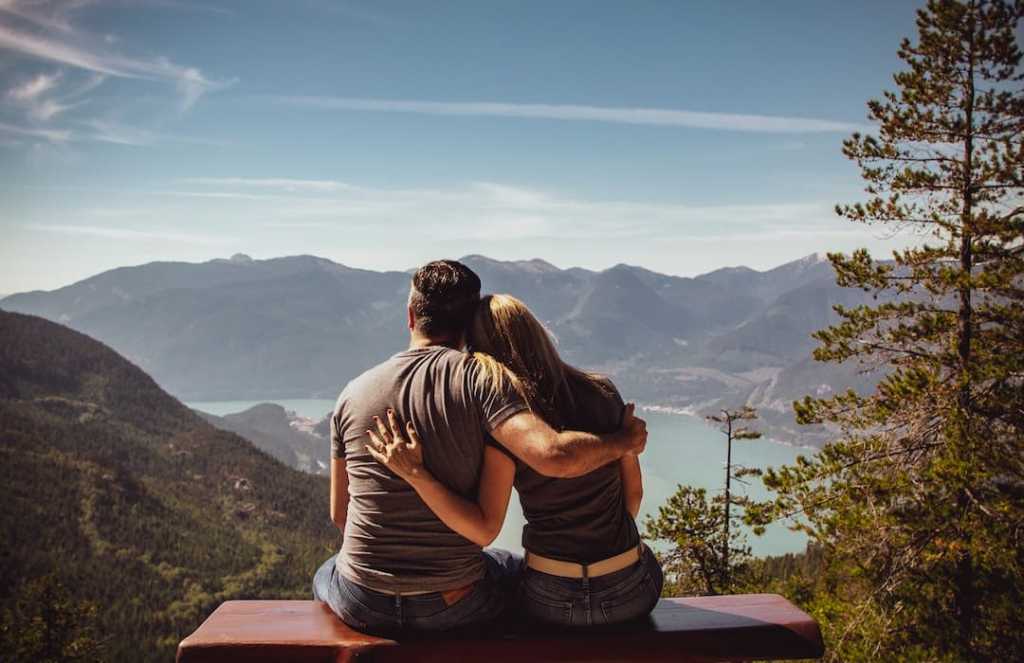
[469,294,611,430]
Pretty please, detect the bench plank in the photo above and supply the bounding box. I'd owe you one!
[177,594,824,662]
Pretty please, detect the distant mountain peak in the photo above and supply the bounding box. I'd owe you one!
[459,255,560,273]
[798,252,829,265]
[211,253,348,270]
[697,264,757,278]
[607,262,666,276]
[521,258,559,272]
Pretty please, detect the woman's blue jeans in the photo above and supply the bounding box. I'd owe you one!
[518,545,664,627]
[313,549,523,637]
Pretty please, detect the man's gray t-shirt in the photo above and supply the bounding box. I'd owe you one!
[331,345,526,593]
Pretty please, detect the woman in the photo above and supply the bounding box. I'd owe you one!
[367,294,663,627]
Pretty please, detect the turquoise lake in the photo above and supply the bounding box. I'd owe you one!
[187,399,811,558]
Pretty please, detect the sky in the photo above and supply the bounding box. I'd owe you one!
[0,0,931,293]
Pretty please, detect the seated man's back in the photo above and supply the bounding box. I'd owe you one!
[332,344,525,594]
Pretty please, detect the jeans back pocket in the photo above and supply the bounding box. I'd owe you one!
[598,571,657,625]
[520,579,575,626]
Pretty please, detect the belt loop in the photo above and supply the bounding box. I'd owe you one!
[581,562,591,626]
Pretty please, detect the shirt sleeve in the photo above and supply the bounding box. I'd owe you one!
[606,380,626,429]
[330,391,348,459]
[466,356,529,432]
[330,415,344,459]
[588,375,626,431]
[484,432,518,462]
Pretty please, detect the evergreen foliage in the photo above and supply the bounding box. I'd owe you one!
[0,574,104,662]
[644,485,753,596]
[0,311,337,662]
[759,1,1024,659]
[645,407,764,596]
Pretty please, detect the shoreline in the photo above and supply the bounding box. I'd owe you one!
[186,396,821,452]
[637,403,820,452]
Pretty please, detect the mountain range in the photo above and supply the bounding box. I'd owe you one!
[0,310,336,662]
[1,252,879,446]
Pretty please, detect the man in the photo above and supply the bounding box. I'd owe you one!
[313,259,647,636]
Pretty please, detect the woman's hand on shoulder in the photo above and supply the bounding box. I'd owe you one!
[366,409,427,484]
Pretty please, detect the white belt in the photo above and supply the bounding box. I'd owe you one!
[525,544,643,579]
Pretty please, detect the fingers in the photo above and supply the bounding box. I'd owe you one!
[386,409,404,440]
[370,410,422,461]
[366,428,386,451]
[405,421,421,449]
[621,403,647,455]
[365,441,388,464]
[373,415,392,445]
[635,418,649,454]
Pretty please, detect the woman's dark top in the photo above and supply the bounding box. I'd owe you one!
[511,375,641,564]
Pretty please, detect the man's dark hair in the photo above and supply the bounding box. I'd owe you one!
[409,259,482,340]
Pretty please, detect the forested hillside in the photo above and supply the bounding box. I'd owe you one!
[0,312,336,662]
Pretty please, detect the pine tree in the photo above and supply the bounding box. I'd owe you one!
[645,407,764,596]
[644,485,751,596]
[707,407,763,590]
[763,1,1024,659]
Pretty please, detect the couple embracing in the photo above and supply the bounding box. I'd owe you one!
[313,259,664,636]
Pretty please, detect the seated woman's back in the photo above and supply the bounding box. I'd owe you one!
[512,372,640,564]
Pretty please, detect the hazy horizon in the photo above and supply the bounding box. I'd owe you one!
[2,248,837,297]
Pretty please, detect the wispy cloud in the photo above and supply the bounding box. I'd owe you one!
[0,0,79,33]
[0,22,139,77]
[5,69,79,119]
[180,177,354,193]
[28,96,76,120]
[86,207,154,218]
[0,12,232,110]
[176,65,226,111]
[25,223,231,244]
[0,115,222,146]
[0,119,70,141]
[34,180,850,243]
[0,0,232,31]
[8,70,61,100]
[273,97,869,133]
[81,118,228,146]
[65,72,105,98]
[138,179,846,243]
[81,119,158,146]
[150,1,234,17]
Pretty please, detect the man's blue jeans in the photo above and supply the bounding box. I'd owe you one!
[313,549,523,637]
[518,544,664,627]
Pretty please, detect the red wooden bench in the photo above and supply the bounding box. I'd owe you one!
[176,594,824,662]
